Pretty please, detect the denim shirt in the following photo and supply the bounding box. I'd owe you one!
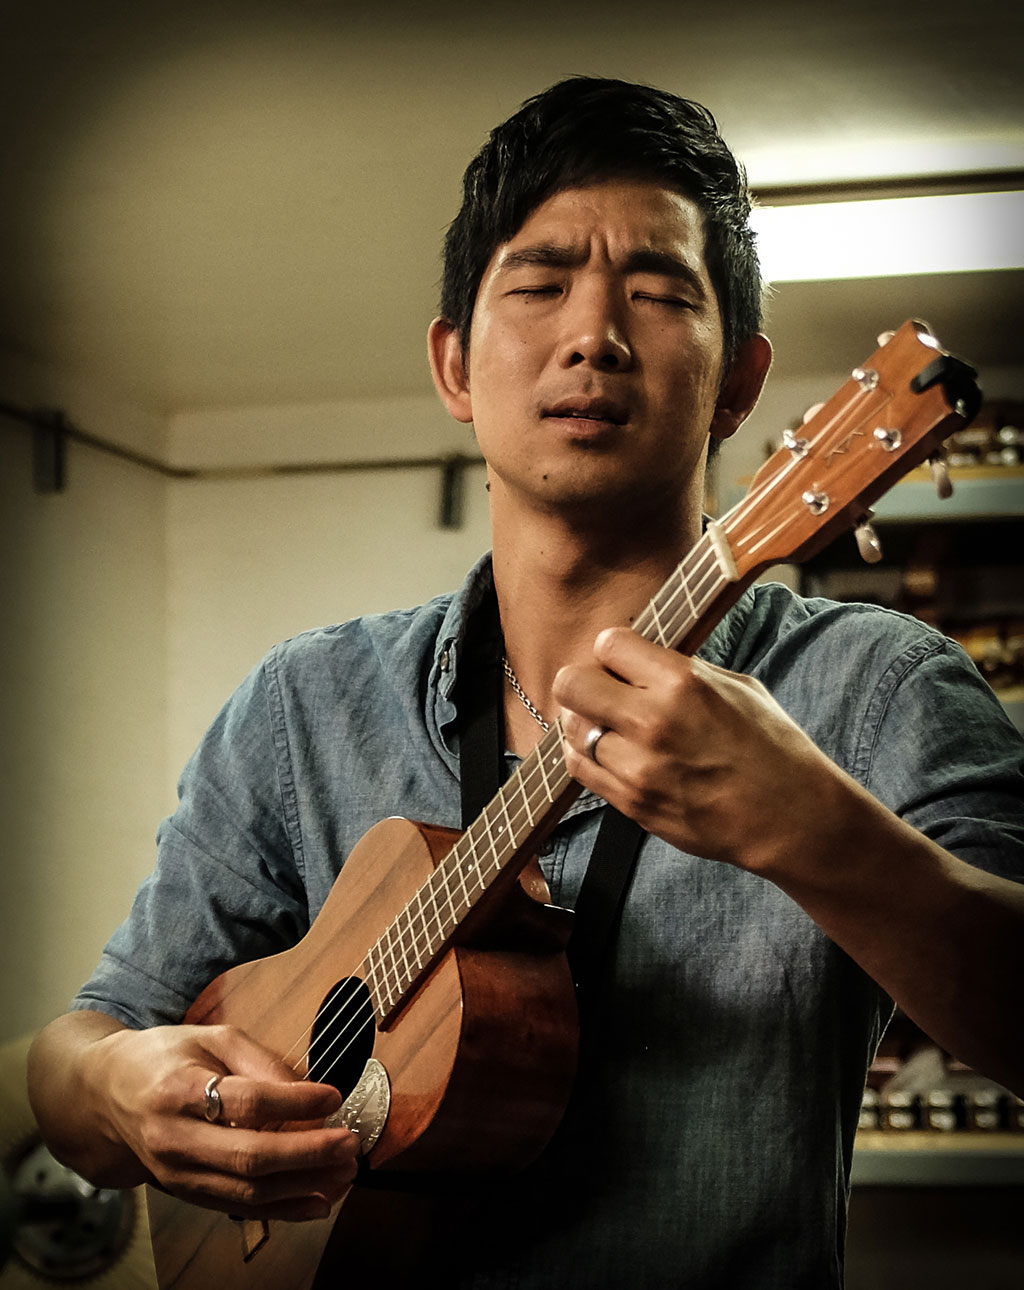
[74,554,1024,1289]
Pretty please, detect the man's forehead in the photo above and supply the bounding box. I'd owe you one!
[493,179,708,268]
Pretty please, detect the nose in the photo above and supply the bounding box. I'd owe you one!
[556,281,633,372]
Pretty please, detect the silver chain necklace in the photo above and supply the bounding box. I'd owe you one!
[502,656,550,731]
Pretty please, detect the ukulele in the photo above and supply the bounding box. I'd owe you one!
[147,319,981,1288]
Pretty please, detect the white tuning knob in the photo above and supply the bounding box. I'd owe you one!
[854,519,883,564]
[928,453,953,500]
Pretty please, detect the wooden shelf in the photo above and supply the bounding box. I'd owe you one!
[852,1131,1024,1186]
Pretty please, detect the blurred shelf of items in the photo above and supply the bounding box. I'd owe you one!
[851,1012,1024,1188]
[785,400,1024,733]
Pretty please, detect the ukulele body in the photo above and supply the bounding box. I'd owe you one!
[147,815,578,1289]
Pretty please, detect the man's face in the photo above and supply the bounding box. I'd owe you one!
[432,178,756,525]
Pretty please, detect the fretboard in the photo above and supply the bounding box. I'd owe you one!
[362,520,740,1023]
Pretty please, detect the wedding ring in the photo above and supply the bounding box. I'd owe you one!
[203,1074,225,1123]
[583,725,608,765]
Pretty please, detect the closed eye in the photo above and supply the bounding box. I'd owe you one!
[633,292,696,309]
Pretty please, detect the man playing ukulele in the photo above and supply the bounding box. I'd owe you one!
[29,78,1024,1288]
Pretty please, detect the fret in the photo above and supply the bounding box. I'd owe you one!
[407,883,429,947]
[379,922,402,988]
[478,795,508,869]
[647,597,670,648]
[677,559,698,624]
[638,568,678,646]
[422,862,446,949]
[406,884,433,978]
[511,758,538,825]
[460,838,486,915]
[445,827,487,923]
[363,939,384,1016]
[394,906,417,983]
[449,837,473,926]
[494,782,517,860]
[533,737,556,806]
[432,853,460,928]
[371,932,400,1015]
[546,736,571,798]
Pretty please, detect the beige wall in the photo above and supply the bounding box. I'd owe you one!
[0,356,168,1042]
[164,394,491,787]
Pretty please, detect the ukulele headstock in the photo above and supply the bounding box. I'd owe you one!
[729,320,981,577]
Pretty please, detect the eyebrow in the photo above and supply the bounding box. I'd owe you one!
[496,243,707,296]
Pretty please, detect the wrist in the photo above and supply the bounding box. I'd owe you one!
[742,748,884,890]
[30,1011,151,1188]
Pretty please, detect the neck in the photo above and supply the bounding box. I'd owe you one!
[490,484,705,750]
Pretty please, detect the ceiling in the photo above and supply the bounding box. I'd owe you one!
[1,0,1022,418]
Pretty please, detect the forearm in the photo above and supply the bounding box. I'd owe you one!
[28,1010,153,1187]
[760,767,1024,1097]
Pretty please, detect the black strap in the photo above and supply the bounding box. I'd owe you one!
[457,589,506,826]
[456,588,645,1027]
[566,806,644,1025]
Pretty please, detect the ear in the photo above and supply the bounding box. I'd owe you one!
[427,316,474,424]
[710,333,773,442]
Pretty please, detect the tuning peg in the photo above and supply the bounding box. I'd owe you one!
[928,451,953,499]
[854,518,883,564]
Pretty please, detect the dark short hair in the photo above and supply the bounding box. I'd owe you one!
[440,76,762,368]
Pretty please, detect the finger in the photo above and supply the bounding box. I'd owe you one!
[591,627,689,691]
[560,710,617,765]
[176,1153,356,1211]
[559,717,627,805]
[191,1024,317,1088]
[202,1123,359,1180]
[158,1103,358,1173]
[553,670,623,737]
[163,1157,354,1221]
[194,1073,344,1129]
[153,1119,359,1212]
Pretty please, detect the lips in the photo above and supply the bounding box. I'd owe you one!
[543,397,629,426]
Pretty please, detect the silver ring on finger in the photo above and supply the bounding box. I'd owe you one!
[203,1074,225,1123]
[583,725,608,765]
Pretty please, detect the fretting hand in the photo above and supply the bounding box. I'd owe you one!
[556,626,851,876]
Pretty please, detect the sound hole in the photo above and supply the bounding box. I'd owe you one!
[309,977,376,1098]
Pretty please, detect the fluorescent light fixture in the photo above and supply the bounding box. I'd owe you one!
[750,190,1024,283]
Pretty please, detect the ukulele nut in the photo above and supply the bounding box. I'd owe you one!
[802,489,830,516]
